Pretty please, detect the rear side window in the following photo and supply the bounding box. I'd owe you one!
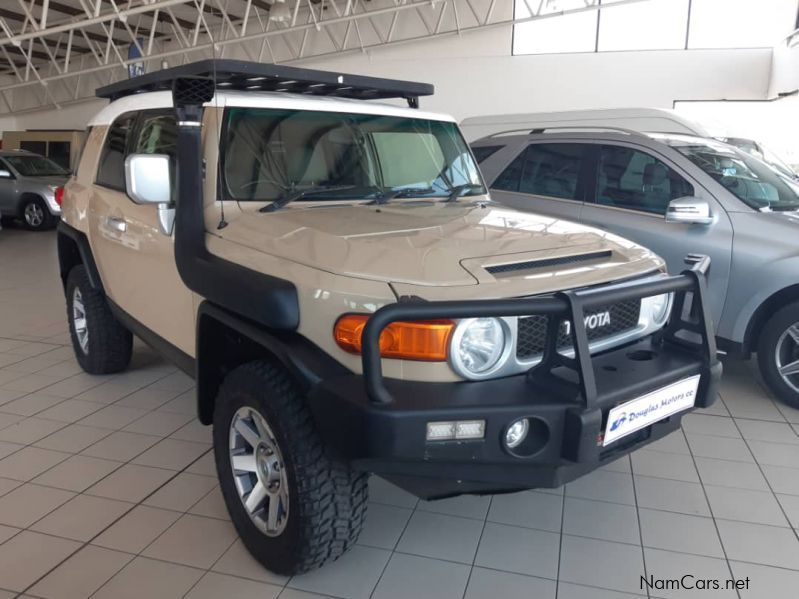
[471,145,503,164]
[132,112,177,159]
[597,146,694,215]
[491,143,586,202]
[96,114,136,190]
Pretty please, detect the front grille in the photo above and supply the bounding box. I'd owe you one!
[516,298,641,360]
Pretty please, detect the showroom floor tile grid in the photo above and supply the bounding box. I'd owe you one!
[1,228,798,599]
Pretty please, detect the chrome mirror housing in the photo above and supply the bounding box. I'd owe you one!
[124,153,175,235]
[665,196,713,225]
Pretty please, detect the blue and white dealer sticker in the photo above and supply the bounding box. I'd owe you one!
[603,375,700,446]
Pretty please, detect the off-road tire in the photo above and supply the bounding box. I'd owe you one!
[20,195,55,231]
[66,265,133,374]
[213,360,368,575]
[757,301,799,409]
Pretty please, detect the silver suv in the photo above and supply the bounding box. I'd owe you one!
[473,129,799,408]
[0,150,69,230]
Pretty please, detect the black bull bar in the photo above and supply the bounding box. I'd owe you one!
[361,257,717,408]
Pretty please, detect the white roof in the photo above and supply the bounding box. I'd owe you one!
[88,90,455,126]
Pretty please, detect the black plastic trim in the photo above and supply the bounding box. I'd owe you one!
[56,221,104,292]
[195,301,349,424]
[106,298,195,376]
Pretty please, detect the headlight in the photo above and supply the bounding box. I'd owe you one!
[650,293,673,326]
[451,317,508,378]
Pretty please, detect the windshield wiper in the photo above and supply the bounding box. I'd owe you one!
[260,185,358,212]
[444,183,483,203]
[370,187,438,205]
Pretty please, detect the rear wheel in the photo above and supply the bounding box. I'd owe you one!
[757,301,799,409]
[213,360,367,575]
[66,265,133,374]
[20,196,55,231]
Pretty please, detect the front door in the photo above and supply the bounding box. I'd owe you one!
[87,110,195,355]
[579,143,733,325]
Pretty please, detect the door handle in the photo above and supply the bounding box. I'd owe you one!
[106,217,127,233]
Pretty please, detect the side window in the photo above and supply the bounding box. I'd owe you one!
[597,146,694,215]
[518,144,584,201]
[471,145,503,164]
[0,158,14,179]
[96,114,135,190]
[491,143,586,201]
[491,151,525,192]
[132,112,177,159]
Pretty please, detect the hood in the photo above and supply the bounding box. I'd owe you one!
[218,201,663,291]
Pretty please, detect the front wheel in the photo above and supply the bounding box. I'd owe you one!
[66,265,133,374]
[213,360,367,575]
[757,301,799,409]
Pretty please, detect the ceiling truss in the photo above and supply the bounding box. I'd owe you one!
[0,0,652,115]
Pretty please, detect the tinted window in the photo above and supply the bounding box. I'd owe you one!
[492,151,524,191]
[4,155,68,177]
[597,146,693,215]
[491,143,584,202]
[519,144,583,200]
[471,145,503,164]
[96,114,135,190]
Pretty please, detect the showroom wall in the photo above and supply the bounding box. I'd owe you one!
[0,12,778,133]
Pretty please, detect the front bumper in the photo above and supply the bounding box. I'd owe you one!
[307,260,721,499]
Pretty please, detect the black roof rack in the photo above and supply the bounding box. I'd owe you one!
[95,59,434,108]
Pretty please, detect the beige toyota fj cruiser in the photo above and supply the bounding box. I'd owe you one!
[57,60,721,575]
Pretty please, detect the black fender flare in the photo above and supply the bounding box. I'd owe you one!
[195,301,349,424]
[56,221,104,292]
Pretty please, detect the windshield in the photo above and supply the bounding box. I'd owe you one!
[221,107,485,204]
[720,137,798,180]
[4,155,69,177]
[655,135,799,211]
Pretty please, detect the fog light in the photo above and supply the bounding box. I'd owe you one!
[505,418,529,449]
[426,420,485,441]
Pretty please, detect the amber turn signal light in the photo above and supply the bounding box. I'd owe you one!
[334,314,454,362]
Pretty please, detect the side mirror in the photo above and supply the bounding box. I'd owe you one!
[0,169,12,179]
[125,154,171,204]
[124,154,175,235]
[665,197,713,225]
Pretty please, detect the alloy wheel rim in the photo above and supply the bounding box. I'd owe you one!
[72,287,89,354]
[24,203,44,227]
[774,323,799,393]
[229,406,290,537]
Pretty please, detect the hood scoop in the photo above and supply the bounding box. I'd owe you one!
[485,250,613,277]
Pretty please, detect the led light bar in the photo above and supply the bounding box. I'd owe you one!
[426,420,485,442]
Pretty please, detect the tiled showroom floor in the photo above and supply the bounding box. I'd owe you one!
[1,227,798,599]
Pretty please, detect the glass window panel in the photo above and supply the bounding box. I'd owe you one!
[597,145,694,214]
[513,0,598,55]
[598,0,689,51]
[688,0,799,49]
[519,143,585,201]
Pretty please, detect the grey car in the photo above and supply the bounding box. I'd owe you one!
[0,150,69,230]
[473,129,799,408]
